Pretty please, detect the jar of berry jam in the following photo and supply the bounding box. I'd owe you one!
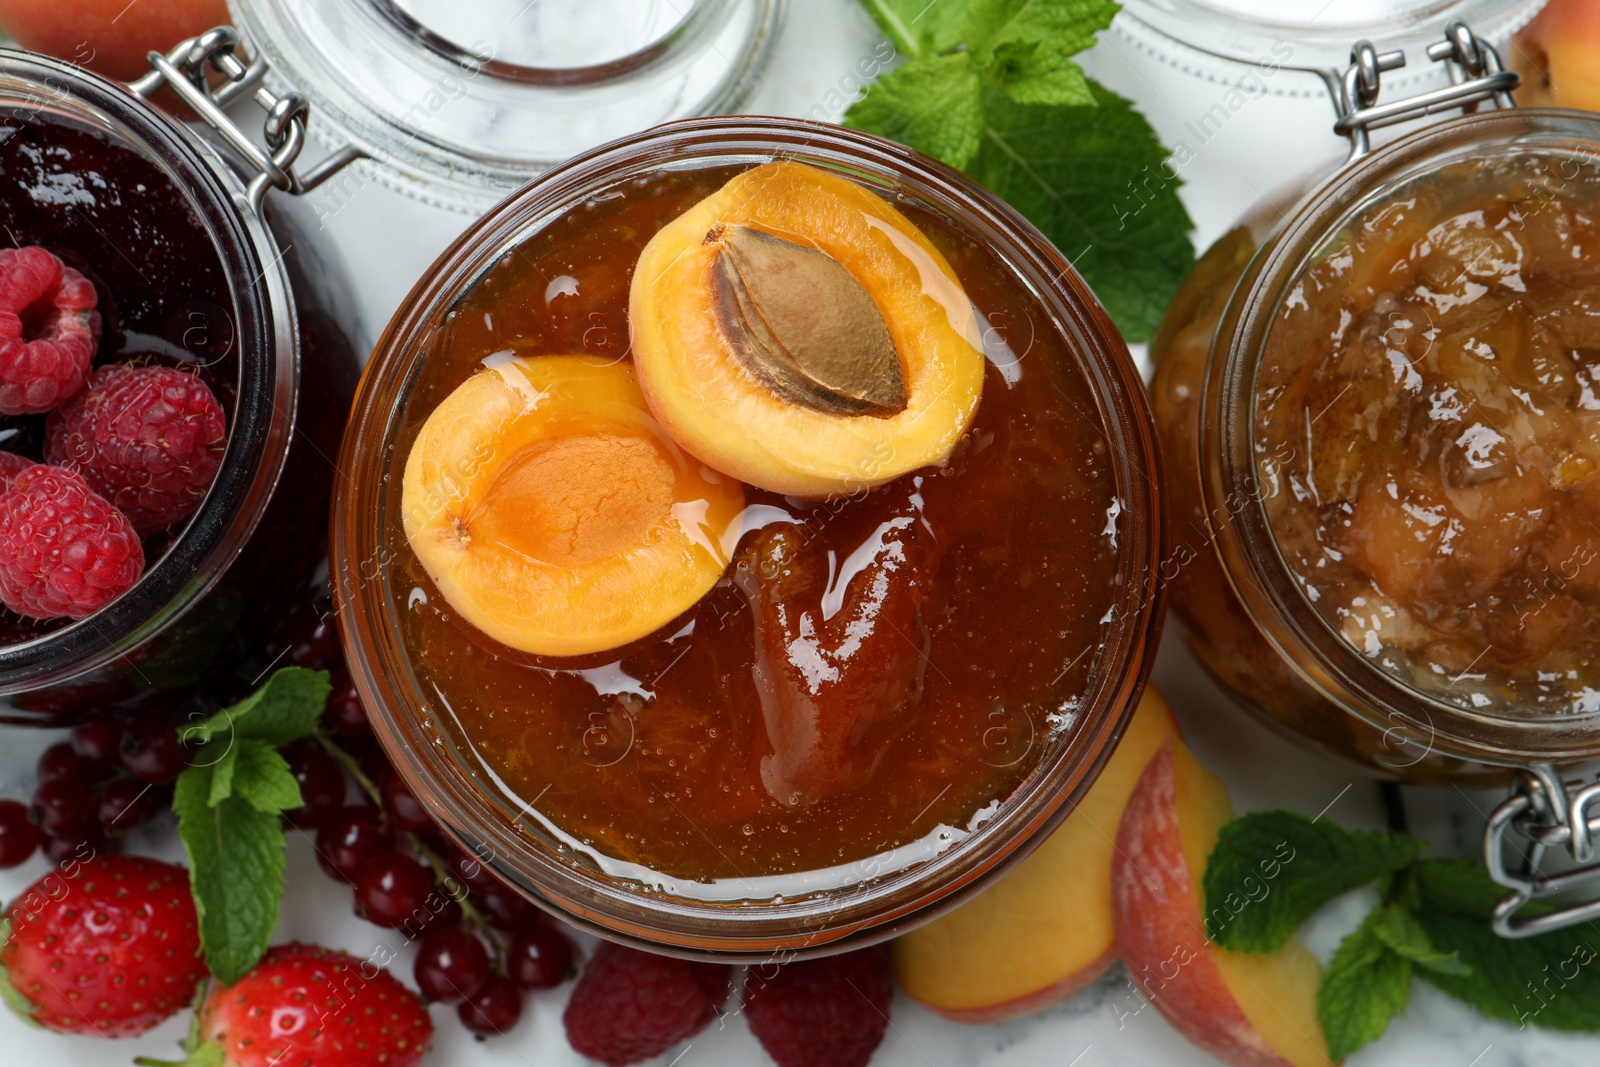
[334,118,1165,957]
[1146,20,1600,934]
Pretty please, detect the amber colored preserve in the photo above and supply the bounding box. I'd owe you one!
[387,163,1120,888]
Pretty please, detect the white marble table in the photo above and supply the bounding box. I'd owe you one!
[3,2,1595,1064]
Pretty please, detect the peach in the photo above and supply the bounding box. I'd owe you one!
[894,687,1179,1022]
[1512,0,1600,111]
[0,0,228,82]
[401,355,744,658]
[629,161,986,498]
[1111,738,1331,1067]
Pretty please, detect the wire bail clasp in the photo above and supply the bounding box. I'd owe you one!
[1330,20,1519,162]
[1485,763,1600,937]
[128,26,367,214]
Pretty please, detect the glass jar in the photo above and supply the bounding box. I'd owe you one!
[0,46,361,724]
[332,117,1164,958]
[1149,21,1600,933]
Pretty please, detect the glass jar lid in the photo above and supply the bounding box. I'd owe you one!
[1114,0,1545,93]
[229,0,785,211]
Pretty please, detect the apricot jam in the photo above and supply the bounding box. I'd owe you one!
[1256,152,1600,716]
[389,164,1119,888]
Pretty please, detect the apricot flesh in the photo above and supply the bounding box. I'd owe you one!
[629,160,986,497]
[401,355,745,657]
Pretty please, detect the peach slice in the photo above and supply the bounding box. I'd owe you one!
[401,355,744,657]
[1512,0,1600,110]
[629,160,986,497]
[1112,738,1331,1067]
[894,686,1180,1022]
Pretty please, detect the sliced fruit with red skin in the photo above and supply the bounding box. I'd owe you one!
[1110,738,1330,1067]
[895,687,1180,1022]
[1512,0,1600,109]
[402,354,744,658]
[185,942,431,1067]
[0,0,230,81]
[563,941,731,1066]
[744,947,894,1067]
[0,854,205,1037]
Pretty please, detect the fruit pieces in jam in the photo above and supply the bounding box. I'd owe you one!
[393,162,1121,888]
[1257,151,1600,716]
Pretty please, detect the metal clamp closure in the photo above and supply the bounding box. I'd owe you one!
[1330,20,1519,162]
[1485,763,1600,937]
[128,27,367,214]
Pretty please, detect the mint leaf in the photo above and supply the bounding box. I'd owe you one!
[860,0,968,56]
[1202,809,1422,951]
[964,0,1119,59]
[207,744,238,807]
[980,40,1094,106]
[1369,900,1470,976]
[844,53,984,169]
[174,763,289,986]
[966,82,1193,339]
[184,667,331,748]
[229,742,303,816]
[1404,860,1600,1031]
[1318,907,1413,1060]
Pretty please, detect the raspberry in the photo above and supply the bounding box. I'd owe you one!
[46,362,226,534]
[743,948,893,1067]
[0,246,99,414]
[0,450,35,488]
[0,464,143,619]
[563,942,731,1066]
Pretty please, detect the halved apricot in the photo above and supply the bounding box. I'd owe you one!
[629,161,986,497]
[401,355,745,658]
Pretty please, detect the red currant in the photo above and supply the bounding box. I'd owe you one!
[71,720,123,765]
[32,776,93,837]
[354,852,432,929]
[282,742,345,829]
[381,773,435,834]
[477,880,537,931]
[40,823,106,864]
[37,740,88,785]
[507,922,574,989]
[414,927,491,1004]
[0,798,40,868]
[281,605,342,671]
[315,806,394,883]
[324,672,371,735]
[119,711,190,783]
[457,976,524,1037]
[96,779,155,832]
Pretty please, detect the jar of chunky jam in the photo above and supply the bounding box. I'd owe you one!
[1148,22,1600,933]
[333,118,1164,957]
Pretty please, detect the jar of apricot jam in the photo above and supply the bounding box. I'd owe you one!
[334,118,1164,956]
[0,44,362,723]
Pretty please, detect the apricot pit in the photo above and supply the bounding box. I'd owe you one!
[401,355,744,657]
[630,161,986,497]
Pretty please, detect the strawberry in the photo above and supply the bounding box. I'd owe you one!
[0,853,205,1037]
[145,943,432,1067]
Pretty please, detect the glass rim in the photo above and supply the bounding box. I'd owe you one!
[1205,107,1600,767]
[332,116,1166,958]
[0,52,297,697]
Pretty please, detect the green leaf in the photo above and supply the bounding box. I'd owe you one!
[1317,908,1414,1061]
[1369,900,1470,976]
[207,744,238,807]
[979,39,1094,106]
[1201,809,1423,952]
[964,0,1120,58]
[859,0,968,57]
[845,52,985,170]
[966,81,1194,339]
[1404,860,1600,1031]
[229,742,303,816]
[174,764,289,986]
[183,668,331,749]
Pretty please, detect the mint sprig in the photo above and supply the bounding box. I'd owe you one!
[1205,810,1600,1059]
[172,667,332,986]
[846,0,1194,339]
